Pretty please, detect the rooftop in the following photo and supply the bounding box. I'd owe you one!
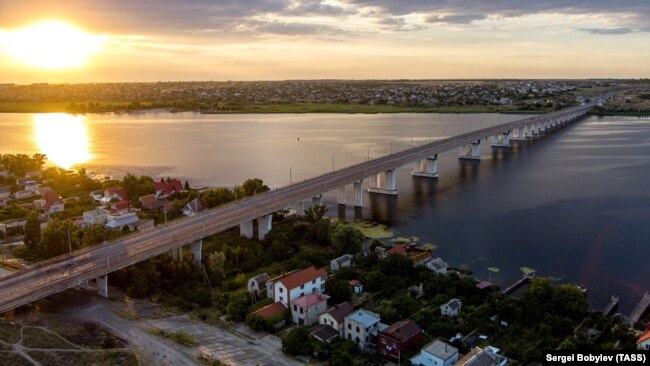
[346,308,380,327]
[255,302,287,320]
[326,302,354,323]
[380,320,422,342]
[423,340,458,360]
[294,293,328,308]
[278,266,327,291]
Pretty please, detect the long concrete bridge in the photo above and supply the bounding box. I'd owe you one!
[0,98,604,313]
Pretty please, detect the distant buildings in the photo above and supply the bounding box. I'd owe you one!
[330,253,353,271]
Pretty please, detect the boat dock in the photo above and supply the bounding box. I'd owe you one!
[629,291,650,327]
[502,274,535,295]
[602,295,619,316]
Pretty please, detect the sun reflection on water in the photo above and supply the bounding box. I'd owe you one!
[33,113,92,169]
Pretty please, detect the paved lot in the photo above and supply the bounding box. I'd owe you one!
[147,316,303,366]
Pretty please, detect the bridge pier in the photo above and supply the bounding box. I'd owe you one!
[190,240,202,265]
[312,194,323,206]
[412,154,439,178]
[96,275,108,298]
[337,186,346,205]
[530,123,540,136]
[459,140,481,160]
[490,132,511,148]
[539,123,546,133]
[240,220,254,239]
[295,201,305,217]
[368,168,398,195]
[353,180,363,207]
[510,127,526,141]
[258,214,273,240]
[172,246,183,260]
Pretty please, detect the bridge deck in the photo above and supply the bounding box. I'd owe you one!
[630,291,650,326]
[0,101,600,313]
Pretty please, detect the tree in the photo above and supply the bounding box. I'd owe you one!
[305,204,328,223]
[281,326,314,355]
[325,278,352,304]
[207,251,226,279]
[329,224,365,255]
[245,313,267,331]
[37,220,78,259]
[239,178,269,197]
[184,180,190,190]
[23,213,41,255]
[226,291,249,321]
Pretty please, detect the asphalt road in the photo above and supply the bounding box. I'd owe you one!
[0,101,597,313]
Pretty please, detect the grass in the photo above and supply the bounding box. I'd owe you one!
[0,101,130,113]
[150,329,195,347]
[48,321,127,350]
[0,322,21,343]
[21,327,77,349]
[221,103,504,114]
[344,221,394,239]
[27,350,139,366]
[0,351,34,366]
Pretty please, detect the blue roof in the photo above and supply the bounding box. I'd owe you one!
[346,309,380,327]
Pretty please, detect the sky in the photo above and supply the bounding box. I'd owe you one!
[0,0,649,82]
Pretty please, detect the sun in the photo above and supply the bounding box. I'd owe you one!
[1,20,104,69]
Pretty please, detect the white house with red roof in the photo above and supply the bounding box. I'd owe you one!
[638,328,650,350]
[291,293,328,325]
[34,190,64,214]
[103,186,129,203]
[273,266,327,307]
[153,179,185,198]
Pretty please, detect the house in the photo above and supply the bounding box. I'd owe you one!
[409,340,458,366]
[638,328,650,350]
[25,170,42,179]
[0,186,11,199]
[103,187,129,202]
[441,299,462,317]
[350,280,364,294]
[139,194,163,212]
[424,257,448,274]
[272,266,327,307]
[248,273,270,298]
[105,211,139,229]
[35,186,53,197]
[385,244,432,266]
[24,181,39,192]
[35,191,64,214]
[378,320,422,361]
[343,308,385,352]
[291,293,328,325]
[0,170,9,178]
[109,200,131,215]
[311,324,341,343]
[318,302,354,338]
[182,198,205,217]
[330,254,353,271]
[253,302,287,329]
[456,347,509,366]
[153,179,184,198]
[129,219,154,232]
[13,190,34,199]
[83,208,109,226]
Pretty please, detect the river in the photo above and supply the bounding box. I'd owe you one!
[1,111,648,312]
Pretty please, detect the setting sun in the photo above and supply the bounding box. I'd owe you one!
[0,20,104,69]
[33,113,92,169]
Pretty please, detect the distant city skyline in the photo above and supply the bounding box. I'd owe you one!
[0,0,649,82]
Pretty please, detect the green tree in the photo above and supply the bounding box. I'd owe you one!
[305,204,328,223]
[226,291,249,321]
[238,178,269,197]
[23,213,41,256]
[325,278,352,304]
[281,326,313,355]
[37,220,78,259]
[207,251,226,278]
[203,187,234,208]
[329,224,364,255]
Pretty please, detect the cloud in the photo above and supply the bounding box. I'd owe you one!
[581,27,635,35]
[424,14,486,25]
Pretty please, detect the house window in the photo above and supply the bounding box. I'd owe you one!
[300,292,304,297]
[279,288,283,293]
[279,296,283,302]
[312,279,316,284]
[300,308,304,314]
[356,326,360,333]
[300,284,304,289]
[312,288,316,293]
[347,324,351,330]
[293,305,297,311]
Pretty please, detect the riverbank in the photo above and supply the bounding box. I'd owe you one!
[0,101,547,114]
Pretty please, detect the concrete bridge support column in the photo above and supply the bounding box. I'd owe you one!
[368,168,398,195]
[524,125,533,139]
[312,195,323,206]
[97,275,108,298]
[258,214,273,240]
[490,132,511,148]
[412,154,439,178]
[353,180,363,207]
[190,240,202,265]
[240,220,254,239]
[531,123,540,136]
[172,246,183,261]
[295,201,305,217]
[510,127,526,141]
[459,140,481,160]
[337,186,346,205]
[539,123,546,133]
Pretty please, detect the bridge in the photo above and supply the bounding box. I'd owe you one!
[0,99,603,313]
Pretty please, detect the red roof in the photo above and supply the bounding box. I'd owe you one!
[154,179,184,196]
[380,320,422,342]
[294,293,328,308]
[255,302,287,319]
[105,186,129,200]
[111,200,130,211]
[139,194,159,206]
[638,329,650,344]
[278,266,327,291]
[42,190,62,209]
[387,245,407,256]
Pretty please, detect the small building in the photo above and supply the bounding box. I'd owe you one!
[35,186,53,197]
[409,340,458,366]
[291,293,328,326]
[349,280,364,294]
[343,308,385,352]
[25,170,42,179]
[0,186,11,199]
[109,200,131,215]
[319,302,354,338]
[182,198,205,217]
[311,324,341,343]
[441,298,462,317]
[424,257,448,275]
[24,181,39,192]
[638,328,650,350]
[272,266,327,307]
[103,186,129,202]
[248,273,270,298]
[384,244,432,266]
[377,320,422,361]
[105,211,139,229]
[129,219,154,232]
[83,208,108,226]
[153,179,185,198]
[253,302,287,330]
[456,346,509,366]
[139,194,163,212]
[34,190,64,214]
[13,190,34,199]
[330,254,353,271]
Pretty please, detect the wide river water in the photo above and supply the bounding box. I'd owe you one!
[1,112,648,312]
